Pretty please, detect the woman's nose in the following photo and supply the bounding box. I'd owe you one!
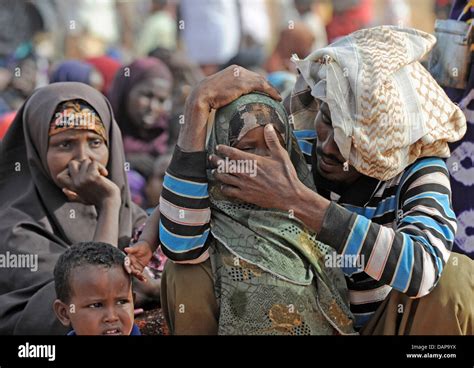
[74,142,91,161]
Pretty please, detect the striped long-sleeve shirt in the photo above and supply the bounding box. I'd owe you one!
[159,141,456,328]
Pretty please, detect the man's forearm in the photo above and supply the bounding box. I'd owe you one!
[177,94,210,152]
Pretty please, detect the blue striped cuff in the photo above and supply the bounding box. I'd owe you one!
[163,173,209,199]
[159,221,210,253]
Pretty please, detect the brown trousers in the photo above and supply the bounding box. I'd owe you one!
[160,260,218,335]
[160,254,473,335]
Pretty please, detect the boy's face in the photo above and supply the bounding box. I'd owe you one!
[54,265,134,335]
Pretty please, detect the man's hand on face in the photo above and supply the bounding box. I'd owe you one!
[178,65,281,152]
[210,124,306,211]
[191,64,281,112]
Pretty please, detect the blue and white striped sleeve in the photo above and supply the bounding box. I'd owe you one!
[159,145,211,264]
[317,158,455,298]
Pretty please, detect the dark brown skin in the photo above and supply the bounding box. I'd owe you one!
[313,102,361,184]
[126,77,172,132]
[125,67,364,278]
[124,65,282,279]
[209,75,363,234]
[47,129,121,246]
[124,127,287,279]
[211,124,331,231]
[53,265,134,335]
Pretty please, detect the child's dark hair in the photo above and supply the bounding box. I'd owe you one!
[54,242,127,302]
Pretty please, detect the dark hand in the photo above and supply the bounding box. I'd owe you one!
[124,241,154,282]
[56,159,121,209]
[179,65,281,152]
[210,124,306,212]
[190,64,281,112]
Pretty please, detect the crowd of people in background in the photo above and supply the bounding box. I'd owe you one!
[0,0,447,212]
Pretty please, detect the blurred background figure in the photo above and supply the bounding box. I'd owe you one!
[294,0,328,50]
[85,56,122,95]
[109,57,173,180]
[0,43,38,113]
[136,0,177,56]
[267,71,297,100]
[265,22,315,73]
[179,0,240,75]
[326,0,374,42]
[148,47,204,146]
[49,60,105,91]
[145,153,173,209]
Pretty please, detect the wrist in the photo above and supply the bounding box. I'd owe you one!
[186,89,210,113]
[291,183,330,233]
[178,97,211,151]
[97,195,121,212]
[138,235,158,252]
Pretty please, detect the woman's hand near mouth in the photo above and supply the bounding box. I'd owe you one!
[56,159,121,210]
[56,159,121,246]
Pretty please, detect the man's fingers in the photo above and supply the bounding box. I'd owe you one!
[220,184,242,200]
[253,77,282,101]
[213,171,242,188]
[264,124,285,158]
[215,144,256,162]
[237,66,281,101]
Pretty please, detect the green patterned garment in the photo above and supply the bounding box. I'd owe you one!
[206,93,357,335]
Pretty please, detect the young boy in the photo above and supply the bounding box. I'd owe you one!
[53,242,140,335]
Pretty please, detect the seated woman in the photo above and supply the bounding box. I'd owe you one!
[109,57,174,180]
[0,82,153,334]
[126,89,356,335]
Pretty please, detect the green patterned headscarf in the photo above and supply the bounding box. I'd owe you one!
[206,93,356,335]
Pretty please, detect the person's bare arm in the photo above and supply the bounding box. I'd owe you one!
[93,198,121,245]
[138,205,160,250]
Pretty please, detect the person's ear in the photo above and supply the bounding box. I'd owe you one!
[53,299,72,327]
